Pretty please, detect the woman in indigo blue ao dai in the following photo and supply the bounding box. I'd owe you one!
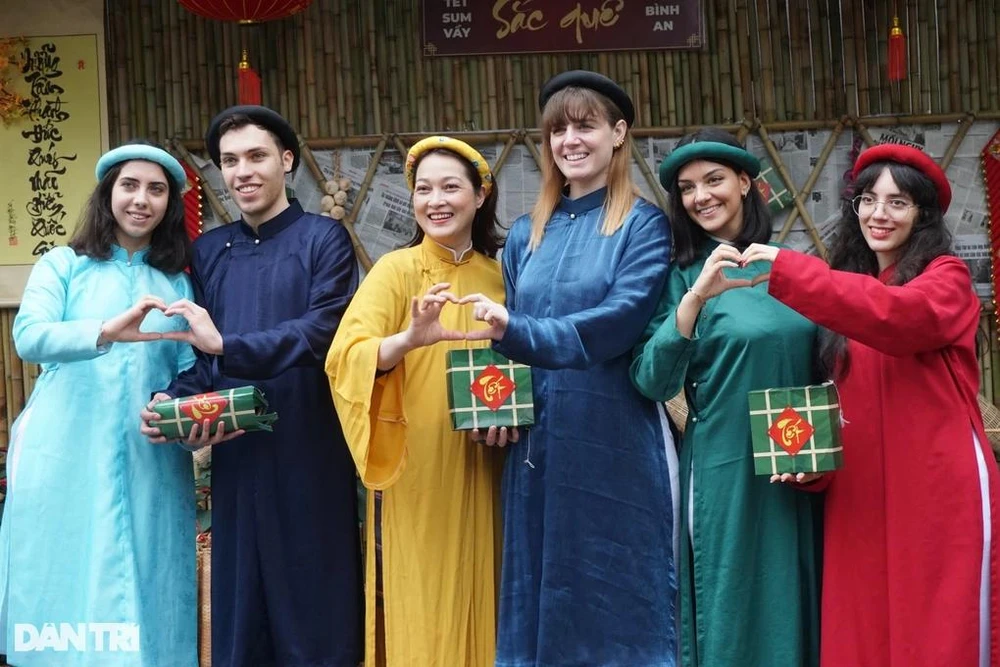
[464,70,678,667]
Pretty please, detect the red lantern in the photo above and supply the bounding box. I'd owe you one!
[176,0,313,24]
[888,16,907,82]
[177,1,313,103]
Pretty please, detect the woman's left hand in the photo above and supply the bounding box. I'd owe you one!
[770,472,824,484]
[741,243,780,266]
[460,293,509,341]
[469,425,519,447]
[159,299,224,355]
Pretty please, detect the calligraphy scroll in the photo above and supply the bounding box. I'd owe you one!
[0,34,102,266]
[422,0,703,56]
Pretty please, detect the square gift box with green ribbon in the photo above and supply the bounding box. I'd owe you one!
[748,382,844,476]
[151,385,278,440]
[445,348,535,431]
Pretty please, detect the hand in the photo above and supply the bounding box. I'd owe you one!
[460,293,508,341]
[183,419,245,448]
[689,244,753,301]
[403,283,465,349]
[770,472,824,484]
[141,392,174,443]
[99,296,169,345]
[469,425,519,447]
[741,243,780,266]
[159,299,224,355]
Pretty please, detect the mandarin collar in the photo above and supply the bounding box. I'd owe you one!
[558,186,608,215]
[238,200,303,240]
[421,235,474,266]
[111,244,148,264]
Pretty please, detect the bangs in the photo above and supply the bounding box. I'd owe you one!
[541,87,615,132]
[853,162,939,210]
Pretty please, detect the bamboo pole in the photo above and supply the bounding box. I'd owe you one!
[391,135,409,160]
[938,113,975,170]
[776,119,846,242]
[841,0,860,117]
[986,0,1000,109]
[787,0,806,120]
[491,132,521,175]
[725,0,743,122]
[753,0,774,122]
[768,0,788,121]
[852,120,878,147]
[520,133,543,171]
[341,136,389,273]
[302,12,319,137]
[486,57,500,130]
[825,0,847,116]
[904,0,918,113]
[966,0,979,111]
[169,140,233,225]
[852,0,871,117]
[298,135,329,189]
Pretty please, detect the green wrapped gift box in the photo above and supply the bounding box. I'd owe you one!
[151,385,278,440]
[748,382,843,476]
[446,348,535,431]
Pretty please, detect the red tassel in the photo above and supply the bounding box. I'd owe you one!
[181,162,203,246]
[238,49,261,105]
[888,16,907,82]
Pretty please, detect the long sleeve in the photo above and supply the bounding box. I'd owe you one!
[326,256,409,489]
[495,207,671,370]
[630,266,698,401]
[13,247,106,364]
[769,251,979,357]
[221,223,359,378]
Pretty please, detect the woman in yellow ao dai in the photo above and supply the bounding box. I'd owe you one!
[326,136,510,667]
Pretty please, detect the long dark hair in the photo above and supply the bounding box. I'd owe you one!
[69,140,190,274]
[818,160,953,378]
[665,128,771,267]
[407,147,504,258]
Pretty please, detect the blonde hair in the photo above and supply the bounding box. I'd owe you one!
[529,87,639,250]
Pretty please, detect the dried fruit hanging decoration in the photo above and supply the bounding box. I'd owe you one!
[0,37,29,126]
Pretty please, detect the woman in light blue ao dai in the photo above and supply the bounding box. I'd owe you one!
[0,143,198,666]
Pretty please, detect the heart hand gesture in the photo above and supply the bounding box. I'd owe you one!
[404,283,466,349]
[160,299,224,355]
[689,244,753,301]
[98,296,169,345]
[460,293,508,341]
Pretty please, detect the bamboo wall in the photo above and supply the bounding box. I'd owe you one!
[105,0,1000,143]
[4,0,1000,447]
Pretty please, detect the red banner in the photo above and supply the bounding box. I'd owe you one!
[422,0,703,57]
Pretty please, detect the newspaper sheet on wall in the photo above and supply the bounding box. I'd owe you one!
[193,120,999,297]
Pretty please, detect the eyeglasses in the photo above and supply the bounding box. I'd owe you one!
[852,194,918,218]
